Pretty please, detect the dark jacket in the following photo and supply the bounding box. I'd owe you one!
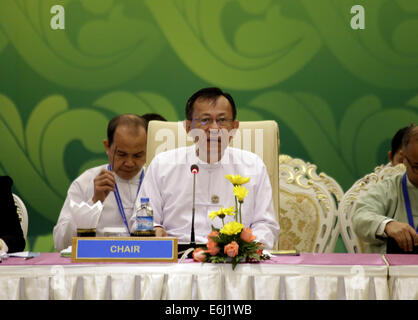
[0,176,25,252]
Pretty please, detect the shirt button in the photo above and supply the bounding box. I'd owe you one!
[211,195,219,204]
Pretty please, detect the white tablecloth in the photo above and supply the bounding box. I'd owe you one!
[0,253,389,300]
[386,254,418,300]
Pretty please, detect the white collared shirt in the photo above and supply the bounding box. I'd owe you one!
[53,164,144,251]
[135,146,280,249]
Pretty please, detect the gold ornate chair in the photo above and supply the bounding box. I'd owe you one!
[278,155,343,253]
[338,163,406,253]
[146,120,280,248]
[13,193,28,240]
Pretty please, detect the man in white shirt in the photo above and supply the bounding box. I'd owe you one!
[53,114,147,251]
[136,88,279,249]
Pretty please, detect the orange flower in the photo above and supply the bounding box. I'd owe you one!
[206,240,220,256]
[240,227,256,243]
[207,230,220,241]
[224,241,239,258]
[192,247,206,262]
[256,242,264,256]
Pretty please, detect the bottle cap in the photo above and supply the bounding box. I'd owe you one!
[140,197,150,203]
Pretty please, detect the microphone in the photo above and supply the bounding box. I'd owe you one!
[190,164,199,246]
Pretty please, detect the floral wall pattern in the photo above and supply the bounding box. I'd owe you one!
[0,0,417,252]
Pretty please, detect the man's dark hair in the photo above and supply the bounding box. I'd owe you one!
[141,113,167,130]
[107,114,146,146]
[185,87,236,120]
[401,123,417,150]
[391,126,409,155]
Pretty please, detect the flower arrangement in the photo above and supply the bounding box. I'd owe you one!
[193,174,270,270]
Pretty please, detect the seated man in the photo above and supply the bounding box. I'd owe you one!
[135,87,279,249]
[141,113,167,131]
[53,114,147,251]
[352,125,418,253]
[388,126,409,166]
[0,176,26,253]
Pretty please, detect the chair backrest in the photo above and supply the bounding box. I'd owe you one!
[146,120,280,246]
[338,163,406,253]
[12,193,28,239]
[278,155,343,253]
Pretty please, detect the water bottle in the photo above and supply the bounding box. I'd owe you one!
[131,197,155,236]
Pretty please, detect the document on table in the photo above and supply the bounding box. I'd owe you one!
[8,251,40,259]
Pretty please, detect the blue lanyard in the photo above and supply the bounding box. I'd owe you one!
[402,173,417,232]
[107,165,144,233]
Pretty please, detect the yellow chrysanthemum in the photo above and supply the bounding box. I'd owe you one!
[208,210,219,220]
[220,221,244,235]
[233,185,249,202]
[208,206,235,220]
[225,174,250,186]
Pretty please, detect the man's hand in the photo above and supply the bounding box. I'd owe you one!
[385,221,418,252]
[154,226,167,237]
[92,169,116,204]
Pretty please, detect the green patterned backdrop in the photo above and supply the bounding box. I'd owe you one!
[0,0,417,252]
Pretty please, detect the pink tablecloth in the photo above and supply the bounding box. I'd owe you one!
[0,252,387,266]
[384,254,418,266]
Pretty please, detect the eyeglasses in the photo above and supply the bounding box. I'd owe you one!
[405,155,418,173]
[192,117,234,127]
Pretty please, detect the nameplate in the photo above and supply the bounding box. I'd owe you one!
[71,237,178,262]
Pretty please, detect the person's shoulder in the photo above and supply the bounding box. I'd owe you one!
[363,172,403,197]
[228,147,258,157]
[228,147,265,165]
[151,146,190,163]
[73,164,108,183]
[377,172,403,188]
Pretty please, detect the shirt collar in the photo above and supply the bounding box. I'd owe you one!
[115,167,144,185]
[189,145,231,169]
[406,174,418,189]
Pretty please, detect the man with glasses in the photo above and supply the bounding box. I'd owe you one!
[352,125,418,253]
[136,87,279,249]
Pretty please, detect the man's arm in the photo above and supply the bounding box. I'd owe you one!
[352,180,394,244]
[53,178,103,252]
[249,164,280,250]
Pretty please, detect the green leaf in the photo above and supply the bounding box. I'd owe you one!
[406,95,418,109]
[395,0,418,13]
[301,0,418,89]
[146,0,320,90]
[31,233,54,252]
[0,95,24,147]
[339,95,382,173]
[81,0,114,15]
[0,1,164,90]
[41,109,109,198]
[0,116,63,223]
[0,28,8,52]
[249,91,353,185]
[237,108,264,121]
[354,108,418,175]
[136,91,179,121]
[237,0,271,15]
[25,95,68,173]
[293,92,338,147]
[94,91,179,121]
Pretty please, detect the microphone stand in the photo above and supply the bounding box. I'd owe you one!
[190,171,196,248]
[178,165,199,258]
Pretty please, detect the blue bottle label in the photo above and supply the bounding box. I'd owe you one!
[135,216,153,231]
